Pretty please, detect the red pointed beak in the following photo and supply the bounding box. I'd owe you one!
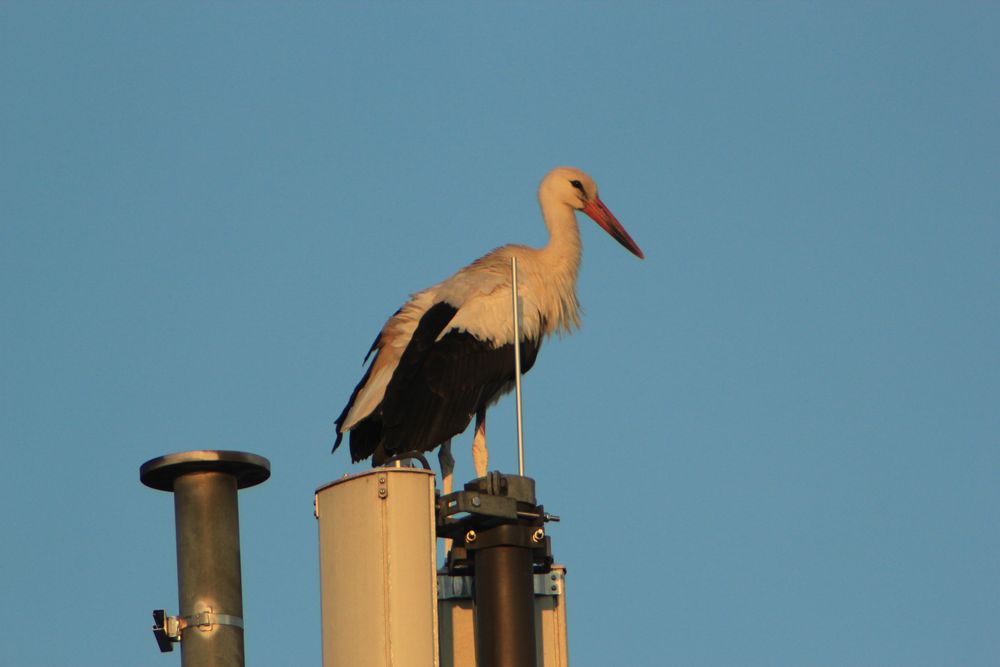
[582,197,644,259]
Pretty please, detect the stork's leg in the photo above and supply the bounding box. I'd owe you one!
[438,438,455,496]
[438,438,455,555]
[472,407,488,478]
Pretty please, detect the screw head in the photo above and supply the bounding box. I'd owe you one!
[465,530,477,543]
[532,528,545,543]
[471,496,481,507]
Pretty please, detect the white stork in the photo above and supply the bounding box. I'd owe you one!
[333,166,643,492]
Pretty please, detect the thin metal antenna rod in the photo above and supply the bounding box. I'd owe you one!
[511,256,525,476]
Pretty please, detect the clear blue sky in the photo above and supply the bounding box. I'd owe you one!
[2,3,998,666]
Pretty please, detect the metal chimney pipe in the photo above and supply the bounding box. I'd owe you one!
[140,450,270,667]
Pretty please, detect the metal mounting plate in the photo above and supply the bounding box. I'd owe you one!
[140,450,271,491]
[438,570,565,599]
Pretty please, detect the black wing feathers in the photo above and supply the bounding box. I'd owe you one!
[336,299,543,465]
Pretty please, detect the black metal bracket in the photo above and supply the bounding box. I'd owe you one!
[152,609,178,653]
[436,471,557,575]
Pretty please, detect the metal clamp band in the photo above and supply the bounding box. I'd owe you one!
[438,570,564,600]
[185,610,245,630]
[152,608,244,652]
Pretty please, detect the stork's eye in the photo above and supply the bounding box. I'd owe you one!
[569,179,586,194]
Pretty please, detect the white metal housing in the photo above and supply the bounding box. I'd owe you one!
[316,468,439,667]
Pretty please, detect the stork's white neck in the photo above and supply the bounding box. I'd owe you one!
[540,200,582,269]
[536,197,583,334]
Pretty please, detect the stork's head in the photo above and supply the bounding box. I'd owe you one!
[539,167,645,259]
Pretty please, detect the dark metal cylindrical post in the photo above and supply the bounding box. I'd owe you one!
[140,450,269,667]
[174,471,245,667]
[439,473,554,666]
[473,526,538,667]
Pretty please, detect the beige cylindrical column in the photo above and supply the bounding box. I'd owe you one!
[316,468,439,667]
